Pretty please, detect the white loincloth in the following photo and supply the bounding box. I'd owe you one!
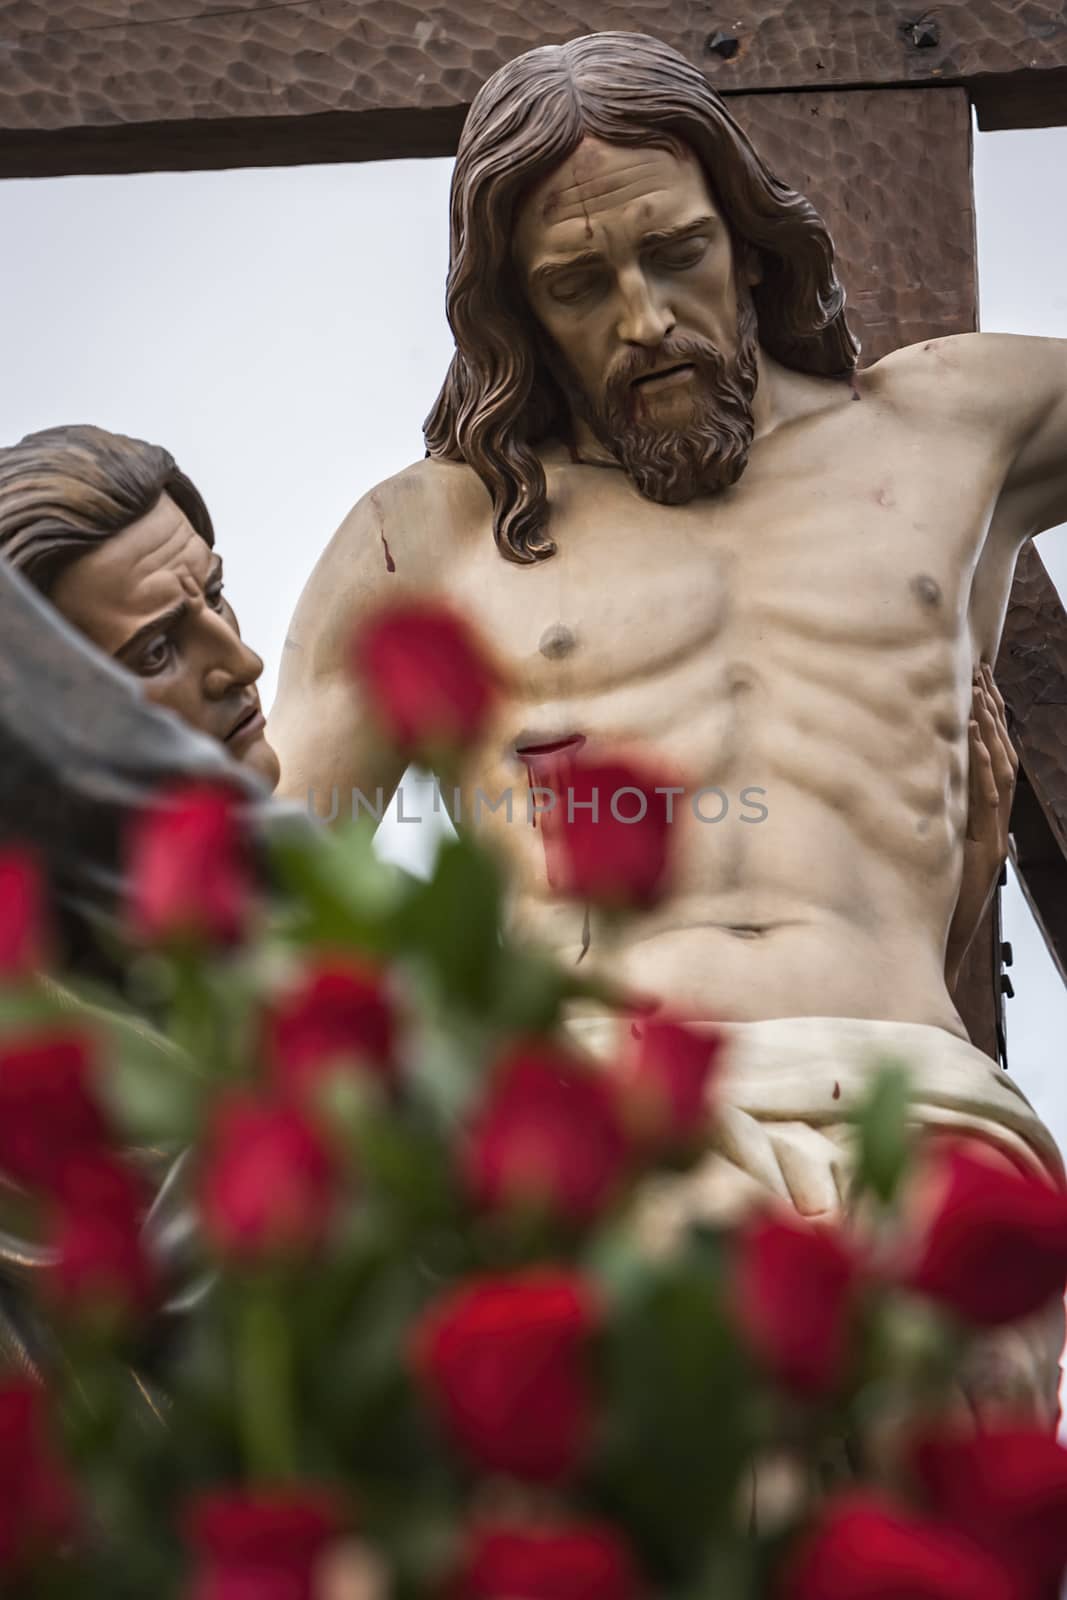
[568,1012,1066,1423]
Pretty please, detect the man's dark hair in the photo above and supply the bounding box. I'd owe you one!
[0,423,214,595]
[424,31,859,565]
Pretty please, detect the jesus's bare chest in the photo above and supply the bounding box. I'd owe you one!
[445,446,990,745]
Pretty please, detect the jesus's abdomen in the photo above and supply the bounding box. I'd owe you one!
[443,444,985,1035]
[477,562,971,1034]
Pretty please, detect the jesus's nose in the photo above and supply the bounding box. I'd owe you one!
[616,271,675,347]
[617,273,675,348]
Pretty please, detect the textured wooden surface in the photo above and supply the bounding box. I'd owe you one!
[997,543,1067,990]
[731,90,977,364]
[696,1,1067,125]
[1011,774,1067,991]
[1,0,1066,178]
[998,544,1067,864]
[0,0,689,170]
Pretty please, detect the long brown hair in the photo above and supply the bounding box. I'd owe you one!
[0,424,214,595]
[424,31,859,565]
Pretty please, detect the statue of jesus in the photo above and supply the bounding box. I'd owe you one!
[269,31,1066,1403]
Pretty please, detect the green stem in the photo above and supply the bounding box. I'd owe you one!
[170,952,218,1074]
[237,1285,296,1481]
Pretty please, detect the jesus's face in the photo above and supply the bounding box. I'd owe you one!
[514,135,760,501]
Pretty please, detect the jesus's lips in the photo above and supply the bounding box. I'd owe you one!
[631,362,696,393]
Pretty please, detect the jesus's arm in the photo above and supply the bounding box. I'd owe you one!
[993,334,1067,540]
[268,470,439,816]
[923,332,1067,544]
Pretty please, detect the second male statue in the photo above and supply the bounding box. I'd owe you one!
[270,35,1067,1407]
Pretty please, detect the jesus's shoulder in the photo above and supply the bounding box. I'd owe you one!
[860,332,1016,433]
[365,455,492,563]
[322,456,486,593]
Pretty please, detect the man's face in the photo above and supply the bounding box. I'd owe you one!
[514,135,759,501]
[50,493,280,790]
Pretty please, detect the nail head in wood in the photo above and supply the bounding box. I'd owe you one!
[901,19,942,49]
[705,32,741,60]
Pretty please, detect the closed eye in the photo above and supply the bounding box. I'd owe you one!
[650,239,709,272]
[548,271,605,306]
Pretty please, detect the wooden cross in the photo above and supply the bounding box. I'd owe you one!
[3,0,1066,1054]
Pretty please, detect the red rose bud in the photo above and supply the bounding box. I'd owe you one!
[412,1269,599,1482]
[0,1379,78,1575]
[455,1522,644,1600]
[127,783,253,947]
[541,755,673,911]
[901,1140,1067,1327]
[352,601,499,756]
[267,956,397,1100]
[915,1424,1067,1594]
[0,1030,110,1194]
[734,1211,860,1396]
[620,1016,725,1152]
[463,1042,629,1225]
[183,1487,344,1600]
[198,1094,339,1265]
[47,1153,157,1327]
[0,849,47,979]
[781,1492,1022,1600]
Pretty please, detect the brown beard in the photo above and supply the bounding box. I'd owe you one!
[559,288,760,504]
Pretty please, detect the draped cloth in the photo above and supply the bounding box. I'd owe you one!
[568,1013,1066,1424]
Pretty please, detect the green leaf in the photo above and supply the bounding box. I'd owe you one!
[396,836,503,1011]
[585,1224,655,1310]
[598,1263,752,1577]
[853,1060,914,1207]
[99,1021,202,1146]
[487,945,571,1033]
[352,1109,459,1231]
[0,979,70,1033]
[8,973,203,1144]
[686,1533,766,1600]
[407,1003,495,1125]
[305,1255,432,1475]
[270,816,408,952]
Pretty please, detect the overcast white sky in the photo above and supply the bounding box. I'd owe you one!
[1,123,1065,1146]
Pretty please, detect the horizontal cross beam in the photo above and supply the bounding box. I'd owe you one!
[2,0,1067,180]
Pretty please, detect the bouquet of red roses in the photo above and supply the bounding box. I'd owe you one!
[0,603,1065,1599]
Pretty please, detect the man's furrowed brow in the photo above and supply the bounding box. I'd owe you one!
[115,600,188,660]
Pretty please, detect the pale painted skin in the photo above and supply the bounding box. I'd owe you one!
[270,136,1067,1036]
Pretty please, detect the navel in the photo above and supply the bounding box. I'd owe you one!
[726,662,758,696]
